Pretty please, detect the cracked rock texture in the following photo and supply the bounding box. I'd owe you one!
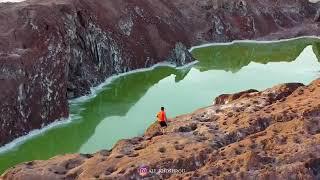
[1,0,320,147]
[2,79,320,179]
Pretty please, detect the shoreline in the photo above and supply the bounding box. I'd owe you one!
[189,35,320,52]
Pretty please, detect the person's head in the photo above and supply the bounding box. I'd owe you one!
[161,107,165,111]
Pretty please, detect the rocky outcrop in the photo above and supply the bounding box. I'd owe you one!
[1,0,320,146]
[2,79,320,179]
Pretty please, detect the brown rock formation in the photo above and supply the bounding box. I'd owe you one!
[1,0,320,149]
[2,79,320,179]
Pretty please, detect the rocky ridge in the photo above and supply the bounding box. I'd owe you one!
[2,79,320,179]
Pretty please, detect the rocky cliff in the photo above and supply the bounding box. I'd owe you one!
[2,79,320,179]
[0,0,320,149]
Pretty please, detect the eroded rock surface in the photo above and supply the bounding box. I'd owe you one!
[2,79,320,179]
[1,0,320,148]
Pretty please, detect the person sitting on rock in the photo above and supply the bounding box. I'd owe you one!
[157,107,168,128]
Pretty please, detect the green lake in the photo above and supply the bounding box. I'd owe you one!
[1,37,320,173]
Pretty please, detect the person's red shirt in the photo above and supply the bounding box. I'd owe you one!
[157,111,166,122]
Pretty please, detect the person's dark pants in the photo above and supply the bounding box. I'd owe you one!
[159,121,167,127]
